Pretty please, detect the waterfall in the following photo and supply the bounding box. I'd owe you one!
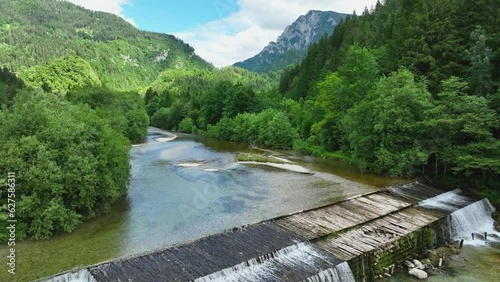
[418,189,469,212]
[449,199,500,243]
[304,262,355,282]
[193,242,334,282]
[43,269,96,282]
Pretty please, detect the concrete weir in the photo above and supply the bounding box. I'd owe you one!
[43,182,494,282]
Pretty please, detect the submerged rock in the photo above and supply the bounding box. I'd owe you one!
[409,268,428,279]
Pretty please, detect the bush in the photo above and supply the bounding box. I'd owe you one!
[178,117,196,133]
[206,109,297,149]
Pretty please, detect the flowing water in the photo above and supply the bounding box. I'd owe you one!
[42,269,96,282]
[448,199,500,243]
[389,192,500,281]
[304,262,356,282]
[418,189,471,212]
[192,243,352,282]
[0,128,402,281]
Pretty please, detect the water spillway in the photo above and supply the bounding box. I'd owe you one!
[43,182,497,282]
[44,269,96,282]
[448,199,499,242]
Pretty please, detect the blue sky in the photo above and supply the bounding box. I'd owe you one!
[68,0,378,66]
[122,1,239,33]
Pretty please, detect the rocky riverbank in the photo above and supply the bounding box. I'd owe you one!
[383,243,462,280]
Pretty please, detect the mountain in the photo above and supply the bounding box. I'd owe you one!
[234,10,348,73]
[0,0,212,91]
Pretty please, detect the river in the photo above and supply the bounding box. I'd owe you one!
[1,128,404,281]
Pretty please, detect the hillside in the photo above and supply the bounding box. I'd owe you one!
[0,0,212,90]
[274,0,499,191]
[234,10,347,73]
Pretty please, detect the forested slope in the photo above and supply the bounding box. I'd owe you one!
[0,0,211,90]
[276,0,499,198]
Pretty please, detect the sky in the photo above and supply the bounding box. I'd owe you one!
[67,0,379,67]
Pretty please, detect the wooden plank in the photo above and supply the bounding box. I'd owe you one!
[367,193,411,209]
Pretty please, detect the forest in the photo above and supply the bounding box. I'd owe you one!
[0,0,499,241]
[0,0,211,90]
[0,63,149,241]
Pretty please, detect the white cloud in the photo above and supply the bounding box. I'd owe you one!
[66,0,137,26]
[175,0,378,67]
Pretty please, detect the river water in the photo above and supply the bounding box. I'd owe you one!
[1,128,403,281]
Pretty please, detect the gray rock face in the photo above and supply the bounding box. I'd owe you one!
[234,10,348,73]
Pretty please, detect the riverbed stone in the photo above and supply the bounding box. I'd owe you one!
[404,261,415,268]
[409,268,428,279]
[413,259,425,270]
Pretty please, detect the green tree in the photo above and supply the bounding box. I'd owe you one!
[67,87,149,143]
[223,84,257,118]
[466,26,494,97]
[310,46,380,150]
[342,69,432,176]
[425,77,500,176]
[0,89,130,240]
[0,67,25,107]
[178,117,196,133]
[19,56,101,95]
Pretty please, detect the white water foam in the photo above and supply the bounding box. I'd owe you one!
[304,262,356,282]
[194,243,329,282]
[449,199,500,245]
[203,168,220,172]
[44,269,96,282]
[418,189,469,212]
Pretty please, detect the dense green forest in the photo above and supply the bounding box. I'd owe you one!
[144,67,280,132]
[0,61,149,241]
[146,0,500,204]
[0,0,211,91]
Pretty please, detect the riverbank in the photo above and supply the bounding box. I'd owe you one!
[386,243,500,281]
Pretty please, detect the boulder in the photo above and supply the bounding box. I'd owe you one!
[413,259,425,270]
[404,261,416,268]
[409,268,428,279]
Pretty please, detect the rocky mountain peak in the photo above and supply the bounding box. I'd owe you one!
[234,10,348,73]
